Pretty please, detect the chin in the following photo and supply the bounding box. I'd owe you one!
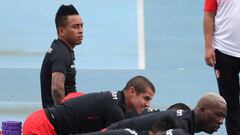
[135,110,141,114]
[206,130,215,134]
[76,41,82,45]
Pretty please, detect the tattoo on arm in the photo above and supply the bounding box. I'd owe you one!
[52,72,65,105]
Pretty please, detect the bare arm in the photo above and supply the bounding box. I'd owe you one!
[51,72,65,105]
[204,12,216,67]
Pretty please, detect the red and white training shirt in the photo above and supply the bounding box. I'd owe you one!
[205,0,240,57]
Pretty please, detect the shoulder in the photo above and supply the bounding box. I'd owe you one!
[48,40,73,63]
[204,0,217,13]
[100,91,126,113]
[51,40,70,54]
[82,91,116,104]
[99,91,121,102]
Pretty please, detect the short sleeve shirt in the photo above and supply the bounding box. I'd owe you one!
[40,39,76,108]
[204,0,240,57]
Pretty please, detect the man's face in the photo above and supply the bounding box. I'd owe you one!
[61,15,83,47]
[129,87,154,114]
[201,103,227,134]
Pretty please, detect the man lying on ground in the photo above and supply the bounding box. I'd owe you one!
[23,76,155,135]
[107,92,227,135]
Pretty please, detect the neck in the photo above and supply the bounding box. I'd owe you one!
[148,131,155,135]
[59,38,75,50]
[194,109,202,133]
[123,91,131,112]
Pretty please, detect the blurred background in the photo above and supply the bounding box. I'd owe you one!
[0,0,224,134]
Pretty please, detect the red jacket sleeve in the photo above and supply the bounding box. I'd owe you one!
[204,0,217,12]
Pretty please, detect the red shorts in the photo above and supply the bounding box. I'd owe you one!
[61,91,85,102]
[23,109,56,135]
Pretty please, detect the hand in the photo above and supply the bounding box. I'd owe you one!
[205,47,216,67]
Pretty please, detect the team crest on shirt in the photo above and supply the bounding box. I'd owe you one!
[111,91,118,100]
[176,109,183,116]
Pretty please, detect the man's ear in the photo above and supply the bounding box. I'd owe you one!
[58,27,65,37]
[128,87,136,96]
[200,106,206,117]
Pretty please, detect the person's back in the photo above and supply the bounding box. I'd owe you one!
[75,115,178,135]
[45,91,126,134]
[107,110,194,134]
[73,129,140,135]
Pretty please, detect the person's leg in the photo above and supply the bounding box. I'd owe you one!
[214,50,240,135]
[23,109,57,135]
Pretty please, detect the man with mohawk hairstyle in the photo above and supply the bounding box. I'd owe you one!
[40,4,84,108]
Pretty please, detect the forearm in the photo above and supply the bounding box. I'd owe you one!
[204,12,215,50]
[52,72,65,105]
[52,87,65,105]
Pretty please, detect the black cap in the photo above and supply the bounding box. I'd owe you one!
[56,4,79,18]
